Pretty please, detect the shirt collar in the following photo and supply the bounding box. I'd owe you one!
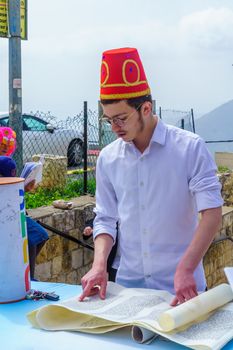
[150,117,167,146]
[122,116,167,155]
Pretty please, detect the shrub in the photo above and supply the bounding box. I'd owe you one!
[25,178,96,209]
[218,165,231,173]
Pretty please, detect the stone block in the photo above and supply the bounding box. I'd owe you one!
[69,238,80,251]
[84,249,94,266]
[46,235,63,260]
[68,228,83,242]
[52,256,63,275]
[40,215,53,227]
[52,211,75,232]
[222,212,232,229]
[32,154,67,189]
[36,242,48,264]
[220,228,227,237]
[62,237,70,254]
[75,209,85,232]
[49,276,58,283]
[77,265,92,283]
[66,270,78,285]
[64,211,76,231]
[84,205,95,222]
[62,253,72,271]
[72,249,83,269]
[35,261,52,280]
[56,273,67,283]
[52,212,66,232]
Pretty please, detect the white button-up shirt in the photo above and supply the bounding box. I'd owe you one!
[93,119,223,293]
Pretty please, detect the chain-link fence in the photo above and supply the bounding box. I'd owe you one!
[158,108,195,133]
[0,102,195,197]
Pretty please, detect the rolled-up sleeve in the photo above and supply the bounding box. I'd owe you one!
[188,137,223,212]
[93,152,118,242]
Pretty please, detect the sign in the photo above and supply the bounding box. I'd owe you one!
[13,78,22,88]
[20,0,27,40]
[0,1,8,38]
[0,0,27,40]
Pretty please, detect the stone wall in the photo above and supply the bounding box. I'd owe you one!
[219,172,233,207]
[27,195,95,284]
[29,195,233,289]
[202,172,233,289]
[204,207,233,289]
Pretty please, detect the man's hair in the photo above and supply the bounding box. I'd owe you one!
[101,94,153,110]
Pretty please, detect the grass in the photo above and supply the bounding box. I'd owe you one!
[25,178,96,209]
[218,165,231,173]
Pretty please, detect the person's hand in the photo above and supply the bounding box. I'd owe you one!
[170,268,198,306]
[24,179,36,192]
[83,226,93,237]
[79,266,108,302]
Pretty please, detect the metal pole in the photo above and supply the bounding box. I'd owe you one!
[191,108,196,134]
[83,101,88,193]
[98,101,103,149]
[159,106,162,119]
[8,0,23,173]
[181,118,184,129]
[152,100,156,114]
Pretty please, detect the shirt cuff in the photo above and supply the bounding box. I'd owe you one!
[195,190,224,212]
[93,225,116,244]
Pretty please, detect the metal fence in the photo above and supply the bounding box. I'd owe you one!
[0,102,195,195]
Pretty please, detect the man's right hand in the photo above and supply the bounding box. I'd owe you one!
[79,267,108,301]
[79,233,114,302]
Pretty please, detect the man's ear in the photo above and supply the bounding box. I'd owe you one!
[141,101,152,117]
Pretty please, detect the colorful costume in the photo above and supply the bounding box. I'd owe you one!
[0,127,16,156]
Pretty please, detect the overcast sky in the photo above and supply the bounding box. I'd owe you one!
[0,0,233,119]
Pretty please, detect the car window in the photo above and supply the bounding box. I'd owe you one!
[0,117,9,126]
[23,116,47,131]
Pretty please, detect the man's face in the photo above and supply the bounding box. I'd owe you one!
[101,100,143,142]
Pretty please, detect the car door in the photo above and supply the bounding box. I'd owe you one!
[22,115,52,162]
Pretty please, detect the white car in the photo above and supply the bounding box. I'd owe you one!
[0,113,84,166]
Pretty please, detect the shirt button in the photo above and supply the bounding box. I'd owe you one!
[141,205,145,210]
[143,229,147,235]
[145,275,151,278]
[140,157,143,161]
[140,181,144,186]
[143,252,148,257]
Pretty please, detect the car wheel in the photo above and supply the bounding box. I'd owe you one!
[68,139,83,166]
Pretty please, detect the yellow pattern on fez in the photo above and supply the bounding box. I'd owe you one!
[101,59,147,88]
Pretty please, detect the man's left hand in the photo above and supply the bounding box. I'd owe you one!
[24,179,36,192]
[170,268,198,306]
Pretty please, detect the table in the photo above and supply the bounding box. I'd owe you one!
[1,282,233,350]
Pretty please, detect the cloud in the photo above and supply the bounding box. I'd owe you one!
[23,19,173,58]
[179,7,233,50]
[25,6,233,60]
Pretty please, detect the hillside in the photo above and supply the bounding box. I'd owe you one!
[196,99,233,141]
[195,99,233,155]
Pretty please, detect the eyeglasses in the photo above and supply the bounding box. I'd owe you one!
[100,103,143,127]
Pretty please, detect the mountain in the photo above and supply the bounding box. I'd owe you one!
[195,99,233,156]
[195,99,233,141]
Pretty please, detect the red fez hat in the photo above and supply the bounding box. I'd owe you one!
[100,47,151,100]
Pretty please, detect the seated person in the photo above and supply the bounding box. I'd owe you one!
[0,155,49,280]
[24,179,49,280]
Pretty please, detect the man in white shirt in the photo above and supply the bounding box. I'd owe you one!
[79,47,223,305]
